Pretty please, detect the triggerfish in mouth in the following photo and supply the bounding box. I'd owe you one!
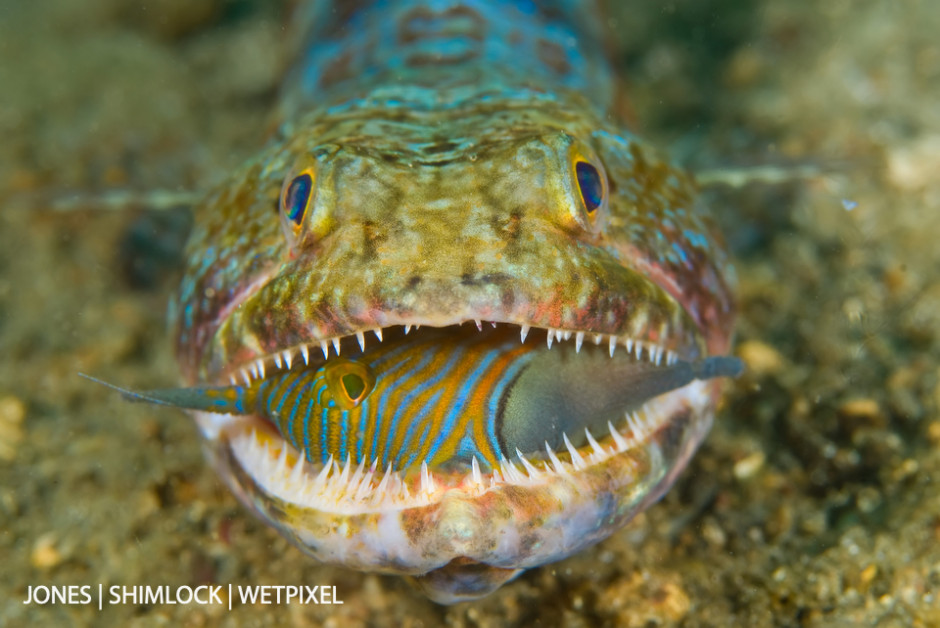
[98,325,741,475]
[92,0,742,603]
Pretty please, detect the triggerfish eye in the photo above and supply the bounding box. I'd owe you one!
[283,171,314,226]
[575,160,604,212]
[323,359,374,408]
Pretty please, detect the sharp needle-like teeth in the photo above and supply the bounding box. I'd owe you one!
[336,456,352,495]
[627,411,645,438]
[420,461,435,495]
[374,464,392,501]
[575,331,584,353]
[320,341,330,359]
[404,324,412,335]
[257,360,266,379]
[283,350,293,370]
[356,331,366,352]
[563,433,586,470]
[546,329,555,349]
[274,353,282,369]
[471,456,484,488]
[593,333,603,345]
[585,428,605,460]
[609,335,617,357]
[300,344,310,365]
[276,444,288,475]
[289,453,306,485]
[348,459,366,496]
[240,369,252,386]
[520,324,530,343]
[489,469,503,487]
[250,364,259,379]
[608,420,629,451]
[500,457,524,483]
[355,468,374,501]
[331,338,341,355]
[545,442,567,475]
[625,338,633,353]
[229,374,237,386]
[373,329,383,342]
[314,455,334,487]
[474,319,483,331]
[515,448,542,479]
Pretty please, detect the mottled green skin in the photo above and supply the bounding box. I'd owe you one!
[173,96,734,383]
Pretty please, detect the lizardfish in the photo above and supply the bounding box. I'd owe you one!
[98,0,739,603]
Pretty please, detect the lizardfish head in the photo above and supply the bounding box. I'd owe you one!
[169,104,736,602]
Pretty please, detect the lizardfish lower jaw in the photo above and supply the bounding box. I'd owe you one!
[174,321,738,603]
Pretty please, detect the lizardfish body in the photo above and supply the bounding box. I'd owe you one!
[155,0,736,603]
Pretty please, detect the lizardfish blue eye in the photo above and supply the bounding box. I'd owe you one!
[284,172,313,225]
[575,161,603,212]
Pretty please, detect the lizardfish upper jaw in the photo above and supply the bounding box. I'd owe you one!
[219,320,697,389]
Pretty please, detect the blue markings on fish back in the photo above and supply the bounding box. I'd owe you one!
[425,345,502,464]
[273,375,303,418]
[391,348,465,468]
[286,373,316,452]
[282,0,611,120]
[375,348,437,465]
[300,382,319,456]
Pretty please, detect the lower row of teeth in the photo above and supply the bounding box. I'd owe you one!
[235,405,665,508]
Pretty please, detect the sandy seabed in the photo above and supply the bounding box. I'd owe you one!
[1,1,938,626]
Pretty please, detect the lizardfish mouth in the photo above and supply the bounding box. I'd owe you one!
[167,321,741,514]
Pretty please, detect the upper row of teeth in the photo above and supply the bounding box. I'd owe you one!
[228,321,678,387]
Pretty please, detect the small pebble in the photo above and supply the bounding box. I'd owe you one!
[701,518,727,548]
[887,135,940,191]
[927,421,940,445]
[31,534,63,569]
[0,396,26,424]
[737,340,784,377]
[837,398,884,428]
[855,487,882,514]
[0,395,26,462]
[934,372,940,413]
[733,451,766,480]
[765,505,794,540]
[892,458,919,482]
